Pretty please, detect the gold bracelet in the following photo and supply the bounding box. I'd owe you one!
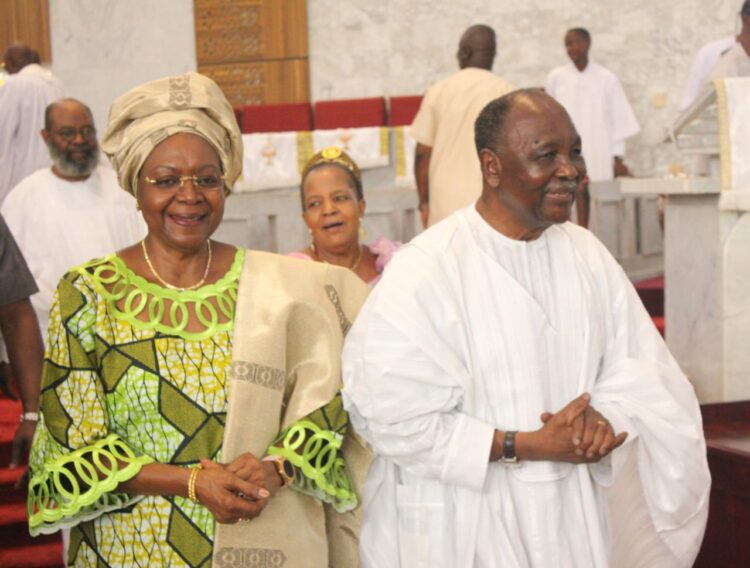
[187,465,202,502]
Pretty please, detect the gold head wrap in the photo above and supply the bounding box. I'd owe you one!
[301,146,363,198]
[101,73,243,197]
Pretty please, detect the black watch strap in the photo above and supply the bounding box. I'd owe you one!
[501,430,518,464]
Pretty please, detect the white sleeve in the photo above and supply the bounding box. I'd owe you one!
[0,84,21,199]
[590,250,709,566]
[342,246,496,492]
[607,73,640,148]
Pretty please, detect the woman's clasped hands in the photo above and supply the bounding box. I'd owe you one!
[195,452,281,524]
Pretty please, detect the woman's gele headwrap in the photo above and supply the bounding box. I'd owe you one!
[101,72,243,198]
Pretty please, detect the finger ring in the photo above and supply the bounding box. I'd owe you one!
[596,420,608,426]
[237,492,246,499]
[237,518,249,523]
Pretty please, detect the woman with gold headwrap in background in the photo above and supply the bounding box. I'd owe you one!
[27,73,370,567]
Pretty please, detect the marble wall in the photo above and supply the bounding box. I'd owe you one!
[308,0,741,177]
[49,0,196,134]
[47,0,741,178]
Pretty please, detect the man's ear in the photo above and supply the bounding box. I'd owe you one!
[479,148,501,188]
[40,129,50,144]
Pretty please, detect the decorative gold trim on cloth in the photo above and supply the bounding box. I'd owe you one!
[296,131,314,174]
[714,79,732,191]
[379,126,390,156]
[214,547,288,568]
[325,285,352,335]
[231,361,285,391]
[395,126,406,178]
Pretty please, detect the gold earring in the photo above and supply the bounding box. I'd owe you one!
[309,229,317,255]
[136,201,141,211]
[358,217,366,241]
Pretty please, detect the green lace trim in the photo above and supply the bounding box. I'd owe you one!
[77,248,244,341]
[28,433,154,535]
[268,419,357,513]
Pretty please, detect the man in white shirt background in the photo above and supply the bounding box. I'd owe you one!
[1,98,145,341]
[0,42,65,204]
[546,28,640,228]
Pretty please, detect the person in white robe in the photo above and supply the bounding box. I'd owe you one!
[0,43,64,204]
[680,36,735,110]
[709,1,750,80]
[2,98,145,338]
[342,89,709,568]
[545,28,640,228]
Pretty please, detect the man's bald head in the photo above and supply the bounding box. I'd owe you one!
[457,24,496,70]
[474,89,570,156]
[45,98,94,131]
[3,42,39,74]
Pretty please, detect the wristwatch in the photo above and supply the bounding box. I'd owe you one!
[262,455,295,488]
[500,430,518,464]
[20,411,39,423]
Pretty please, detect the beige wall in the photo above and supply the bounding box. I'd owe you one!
[307,0,741,177]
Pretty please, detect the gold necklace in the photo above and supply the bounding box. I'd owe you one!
[141,239,212,291]
[311,242,363,272]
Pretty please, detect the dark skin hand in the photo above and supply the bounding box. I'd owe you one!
[490,393,628,464]
[0,299,44,481]
[119,456,270,525]
[613,157,631,178]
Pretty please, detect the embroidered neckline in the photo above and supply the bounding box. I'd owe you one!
[79,248,245,341]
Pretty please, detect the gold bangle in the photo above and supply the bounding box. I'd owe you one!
[188,465,202,502]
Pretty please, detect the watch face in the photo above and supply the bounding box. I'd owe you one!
[282,459,295,479]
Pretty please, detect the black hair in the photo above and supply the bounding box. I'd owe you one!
[566,27,591,42]
[299,163,364,210]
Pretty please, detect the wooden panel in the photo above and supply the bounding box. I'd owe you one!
[694,401,750,568]
[198,59,309,106]
[194,0,263,65]
[193,0,309,104]
[194,0,307,63]
[0,0,51,63]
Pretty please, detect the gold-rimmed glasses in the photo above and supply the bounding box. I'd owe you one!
[143,174,226,191]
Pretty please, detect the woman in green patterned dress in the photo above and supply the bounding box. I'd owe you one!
[27,73,370,567]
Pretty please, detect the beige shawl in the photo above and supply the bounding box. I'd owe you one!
[213,251,371,568]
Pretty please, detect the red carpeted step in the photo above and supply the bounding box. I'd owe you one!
[0,398,24,466]
[0,465,27,503]
[0,541,65,568]
[0,396,63,568]
[634,276,664,318]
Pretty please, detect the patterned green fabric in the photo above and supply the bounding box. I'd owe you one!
[270,393,357,512]
[28,249,356,567]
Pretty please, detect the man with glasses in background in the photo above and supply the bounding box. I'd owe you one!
[2,97,145,354]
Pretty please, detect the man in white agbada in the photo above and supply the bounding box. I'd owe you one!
[545,28,639,228]
[342,90,710,568]
[2,98,145,338]
[0,43,65,204]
